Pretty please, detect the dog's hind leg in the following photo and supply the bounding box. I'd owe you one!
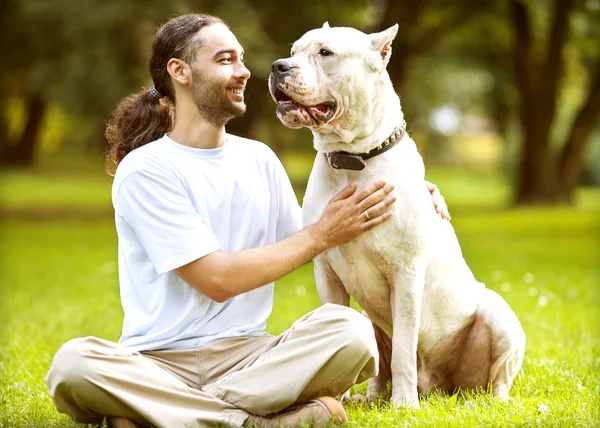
[484,289,526,401]
[451,289,525,401]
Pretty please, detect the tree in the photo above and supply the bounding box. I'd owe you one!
[425,0,600,205]
[376,0,490,96]
[0,0,178,166]
[0,0,52,166]
[510,0,600,204]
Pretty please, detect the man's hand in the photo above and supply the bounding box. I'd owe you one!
[425,181,451,220]
[313,181,396,249]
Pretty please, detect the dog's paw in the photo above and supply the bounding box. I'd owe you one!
[350,393,368,404]
[391,394,420,410]
[340,390,351,402]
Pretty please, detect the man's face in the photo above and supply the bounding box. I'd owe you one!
[189,24,251,127]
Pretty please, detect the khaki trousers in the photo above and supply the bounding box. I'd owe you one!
[45,304,379,428]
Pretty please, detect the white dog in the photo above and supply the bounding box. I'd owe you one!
[269,23,526,408]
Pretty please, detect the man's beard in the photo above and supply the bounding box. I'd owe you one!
[191,68,246,127]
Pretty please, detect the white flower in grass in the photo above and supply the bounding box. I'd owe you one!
[464,400,476,409]
[491,271,502,281]
[524,272,535,283]
[537,403,549,413]
[8,381,26,391]
[528,287,538,297]
[501,282,511,293]
[295,285,306,296]
[537,296,548,307]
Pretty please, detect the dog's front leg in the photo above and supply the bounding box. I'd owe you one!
[314,255,354,402]
[390,253,426,409]
[314,255,349,306]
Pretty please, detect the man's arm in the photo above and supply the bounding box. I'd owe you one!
[176,180,395,302]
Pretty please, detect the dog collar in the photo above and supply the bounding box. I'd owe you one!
[323,125,406,171]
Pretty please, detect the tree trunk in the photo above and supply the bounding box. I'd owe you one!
[0,92,8,149]
[1,93,46,166]
[490,79,511,141]
[556,61,600,202]
[511,0,573,205]
[514,119,556,204]
[379,0,424,93]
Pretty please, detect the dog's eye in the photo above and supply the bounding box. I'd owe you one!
[319,49,334,57]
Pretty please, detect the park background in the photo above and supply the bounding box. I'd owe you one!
[1,0,599,426]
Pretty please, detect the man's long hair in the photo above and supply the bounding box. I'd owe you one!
[104,14,225,175]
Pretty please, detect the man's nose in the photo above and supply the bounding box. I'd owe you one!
[236,62,251,80]
[271,59,295,74]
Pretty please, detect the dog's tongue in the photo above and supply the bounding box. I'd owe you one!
[309,104,331,120]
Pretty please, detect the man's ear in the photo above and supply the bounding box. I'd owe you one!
[322,21,331,29]
[368,24,399,71]
[166,58,190,85]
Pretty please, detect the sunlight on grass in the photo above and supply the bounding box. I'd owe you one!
[1,162,599,426]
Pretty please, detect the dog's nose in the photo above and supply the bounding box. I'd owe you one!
[271,59,294,74]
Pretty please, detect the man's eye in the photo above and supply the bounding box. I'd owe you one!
[319,49,333,57]
[220,57,232,63]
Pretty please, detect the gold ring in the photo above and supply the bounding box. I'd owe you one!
[364,210,370,221]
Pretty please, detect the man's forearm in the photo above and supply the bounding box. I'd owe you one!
[176,224,329,302]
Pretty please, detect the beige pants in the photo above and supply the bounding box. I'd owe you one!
[46,303,379,428]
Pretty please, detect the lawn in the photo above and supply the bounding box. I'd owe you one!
[0,159,599,427]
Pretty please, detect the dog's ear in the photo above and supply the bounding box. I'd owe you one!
[368,24,399,71]
[322,21,331,29]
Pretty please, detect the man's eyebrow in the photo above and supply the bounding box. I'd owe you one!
[213,48,245,57]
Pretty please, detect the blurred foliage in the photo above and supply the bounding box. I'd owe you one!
[1,0,599,202]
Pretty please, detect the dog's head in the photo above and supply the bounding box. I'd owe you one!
[269,23,398,140]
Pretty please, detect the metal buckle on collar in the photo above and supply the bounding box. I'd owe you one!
[330,153,367,171]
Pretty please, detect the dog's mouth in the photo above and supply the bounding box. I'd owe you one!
[274,89,336,122]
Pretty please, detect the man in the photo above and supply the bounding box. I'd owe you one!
[46,14,449,428]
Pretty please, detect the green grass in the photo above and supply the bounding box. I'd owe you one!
[0,154,112,213]
[1,159,599,427]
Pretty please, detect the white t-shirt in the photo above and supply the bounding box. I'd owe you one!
[111,134,302,351]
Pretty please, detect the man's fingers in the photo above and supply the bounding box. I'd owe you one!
[425,180,437,192]
[357,184,395,212]
[362,196,396,221]
[426,181,452,221]
[353,180,387,203]
[439,203,451,220]
[432,193,451,220]
[362,211,393,231]
[331,181,358,202]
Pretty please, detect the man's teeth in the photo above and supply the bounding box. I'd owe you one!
[229,88,243,94]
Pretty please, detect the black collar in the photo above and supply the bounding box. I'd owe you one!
[323,126,406,171]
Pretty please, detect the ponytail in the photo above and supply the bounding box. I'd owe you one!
[105,89,173,176]
[104,13,226,176]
